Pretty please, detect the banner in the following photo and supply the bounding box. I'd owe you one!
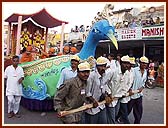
[142,26,164,38]
[116,27,142,41]
[19,55,71,100]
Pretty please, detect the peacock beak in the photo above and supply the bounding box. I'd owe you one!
[106,29,118,50]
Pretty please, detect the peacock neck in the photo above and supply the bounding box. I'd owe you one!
[79,33,100,60]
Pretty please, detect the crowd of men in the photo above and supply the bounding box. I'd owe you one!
[53,53,149,124]
[5,44,163,124]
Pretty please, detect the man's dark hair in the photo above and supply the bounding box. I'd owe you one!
[22,47,27,53]
[71,59,79,63]
[117,53,122,57]
[12,55,19,60]
[108,53,114,58]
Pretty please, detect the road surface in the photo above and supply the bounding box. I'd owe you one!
[2,87,165,125]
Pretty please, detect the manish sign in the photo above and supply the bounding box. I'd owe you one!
[142,26,164,38]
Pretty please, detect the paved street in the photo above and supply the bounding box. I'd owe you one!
[3,87,165,125]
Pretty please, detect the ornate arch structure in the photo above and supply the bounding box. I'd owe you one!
[5,8,68,55]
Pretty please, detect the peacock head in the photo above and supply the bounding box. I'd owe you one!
[90,19,118,50]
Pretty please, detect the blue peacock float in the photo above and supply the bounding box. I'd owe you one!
[20,20,118,111]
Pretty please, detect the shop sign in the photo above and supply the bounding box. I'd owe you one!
[116,27,142,41]
[142,26,164,38]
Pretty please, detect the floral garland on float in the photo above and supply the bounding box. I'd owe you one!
[20,27,32,49]
[33,30,45,50]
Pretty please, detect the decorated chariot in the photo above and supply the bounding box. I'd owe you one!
[4,5,118,111]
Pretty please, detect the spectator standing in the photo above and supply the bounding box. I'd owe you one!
[129,19,137,29]
[75,26,79,32]
[154,59,159,71]
[149,17,155,25]
[70,28,74,32]
[156,62,164,87]
[79,25,85,32]
[137,19,142,26]
[148,63,156,80]
[155,17,161,24]
[79,25,86,41]
[4,55,24,118]
[85,26,90,37]
[143,20,149,26]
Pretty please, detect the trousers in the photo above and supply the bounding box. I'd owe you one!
[7,95,21,114]
[128,96,143,124]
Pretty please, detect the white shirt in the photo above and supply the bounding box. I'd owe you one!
[119,69,134,103]
[4,65,24,96]
[106,68,131,106]
[86,69,111,115]
[106,68,119,107]
[116,60,121,74]
[107,59,117,71]
[57,67,77,88]
[131,67,147,99]
[129,67,135,87]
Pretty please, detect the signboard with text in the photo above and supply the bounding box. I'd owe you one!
[116,27,142,41]
[142,26,164,38]
[54,25,164,42]
[115,25,164,41]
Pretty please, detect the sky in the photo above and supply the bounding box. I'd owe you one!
[2,2,165,33]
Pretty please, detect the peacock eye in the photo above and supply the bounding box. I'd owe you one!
[97,30,101,33]
[92,28,101,34]
[92,28,96,33]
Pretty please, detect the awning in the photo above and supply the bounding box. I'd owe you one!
[5,8,68,28]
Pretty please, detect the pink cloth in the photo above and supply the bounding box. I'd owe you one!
[149,63,154,67]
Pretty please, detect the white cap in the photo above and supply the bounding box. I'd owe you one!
[121,55,130,62]
[70,55,80,62]
[140,56,149,63]
[78,61,91,71]
[129,57,135,64]
[96,56,108,65]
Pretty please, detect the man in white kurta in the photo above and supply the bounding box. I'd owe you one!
[4,55,24,118]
